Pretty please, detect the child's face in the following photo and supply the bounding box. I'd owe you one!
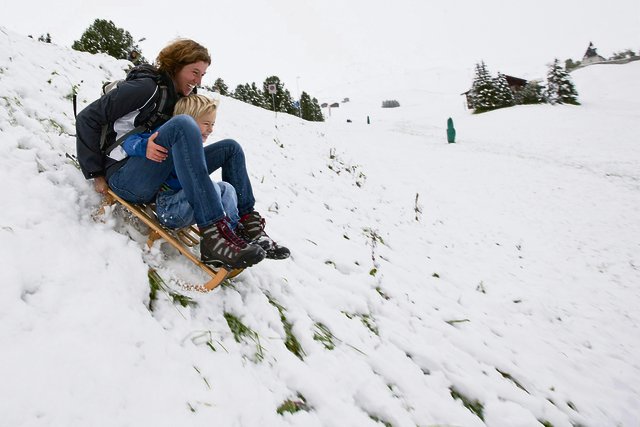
[196,111,216,142]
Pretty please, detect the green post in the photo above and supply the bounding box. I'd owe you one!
[447,117,456,143]
[367,115,370,125]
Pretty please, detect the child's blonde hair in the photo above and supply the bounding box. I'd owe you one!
[173,94,218,119]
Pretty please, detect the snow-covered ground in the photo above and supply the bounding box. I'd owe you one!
[1,27,639,427]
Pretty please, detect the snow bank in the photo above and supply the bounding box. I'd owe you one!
[1,27,639,426]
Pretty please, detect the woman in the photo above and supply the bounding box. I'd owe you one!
[76,39,287,269]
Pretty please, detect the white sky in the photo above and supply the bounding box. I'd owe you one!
[2,0,639,97]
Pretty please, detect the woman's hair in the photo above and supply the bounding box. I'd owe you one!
[173,94,218,119]
[156,39,211,77]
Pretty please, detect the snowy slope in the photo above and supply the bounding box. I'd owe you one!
[1,27,639,427]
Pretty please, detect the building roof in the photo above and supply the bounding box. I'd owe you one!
[504,75,527,87]
[461,74,527,95]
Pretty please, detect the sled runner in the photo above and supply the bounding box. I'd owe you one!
[103,189,242,292]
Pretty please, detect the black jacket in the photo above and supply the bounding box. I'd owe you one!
[75,65,178,179]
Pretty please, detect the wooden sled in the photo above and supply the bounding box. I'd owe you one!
[103,189,242,292]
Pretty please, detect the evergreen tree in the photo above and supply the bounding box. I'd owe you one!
[262,76,296,113]
[299,92,311,120]
[610,49,636,60]
[72,19,142,61]
[300,92,324,122]
[233,84,249,103]
[516,80,546,105]
[545,59,580,105]
[232,76,322,119]
[282,89,298,115]
[470,61,500,113]
[214,78,229,96]
[310,96,324,121]
[248,82,268,108]
[300,92,315,120]
[232,83,268,108]
[565,58,581,71]
[493,73,515,108]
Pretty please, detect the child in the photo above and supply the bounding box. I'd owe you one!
[121,94,290,260]
[159,95,241,231]
[122,95,239,230]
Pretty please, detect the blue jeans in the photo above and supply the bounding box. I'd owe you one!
[108,115,254,228]
[156,181,239,230]
[202,138,255,217]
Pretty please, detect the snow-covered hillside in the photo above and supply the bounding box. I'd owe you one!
[1,27,639,427]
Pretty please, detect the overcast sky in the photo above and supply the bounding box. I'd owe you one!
[2,0,639,97]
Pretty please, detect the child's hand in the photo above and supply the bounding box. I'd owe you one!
[146,132,168,162]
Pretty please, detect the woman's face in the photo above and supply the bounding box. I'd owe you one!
[173,61,209,96]
[196,111,216,141]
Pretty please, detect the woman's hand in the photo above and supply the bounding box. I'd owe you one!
[93,176,109,194]
[146,132,168,162]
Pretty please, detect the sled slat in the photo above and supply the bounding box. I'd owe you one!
[146,230,162,248]
[106,189,236,291]
[176,228,200,247]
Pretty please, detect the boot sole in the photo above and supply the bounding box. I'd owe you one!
[266,249,290,260]
[202,249,266,270]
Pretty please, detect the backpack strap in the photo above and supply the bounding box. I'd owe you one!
[141,81,171,130]
[100,81,171,156]
[102,125,148,155]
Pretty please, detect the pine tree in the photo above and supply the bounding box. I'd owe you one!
[214,78,229,96]
[493,73,515,108]
[232,75,322,119]
[233,84,249,103]
[300,92,314,120]
[282,89,297,115]
[248,82,268,108]
[72,19,142,61]
[516,80,546,105]
[545,59,580,105]
[470,61,500,113]
[262,76,296,113]
[231,82,268,108]
[610,49,636,60]
[299,92,325,121]
[263,76,282,111]
[311,97,324,121]
[565,58,581,71]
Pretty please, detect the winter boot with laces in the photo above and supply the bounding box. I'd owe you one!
[237,211,290,260]
[200,219,266,269]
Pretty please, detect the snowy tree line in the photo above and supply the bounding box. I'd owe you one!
[210,77,324,122]
[68,19,323,122]
[468,59,579,114]
[566,48,639,71]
